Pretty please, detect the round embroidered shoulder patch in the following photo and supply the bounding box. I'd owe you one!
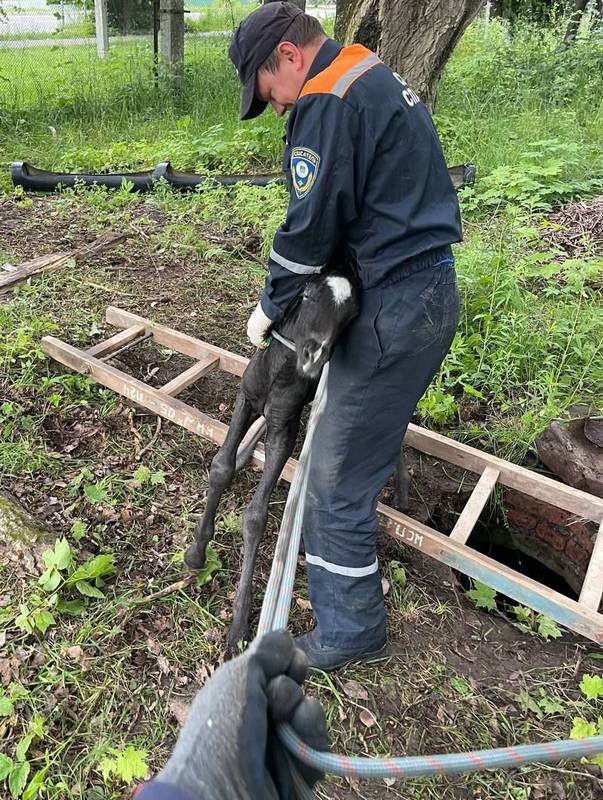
[291,147,320,199]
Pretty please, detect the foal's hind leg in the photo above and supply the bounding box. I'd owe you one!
[226,415,301,651]
[185,393,258,569]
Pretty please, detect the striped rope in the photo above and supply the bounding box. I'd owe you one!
[254,364,603,791]
[278,724,603,779]
[257,364,329,637]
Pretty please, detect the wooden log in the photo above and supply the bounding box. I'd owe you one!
[450,465,499,544]
[535,419,603,499]
[162,355,219,397]
[579,519,603,612]
[0,231,125,292]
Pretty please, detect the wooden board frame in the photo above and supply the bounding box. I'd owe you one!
[41,307,603,644]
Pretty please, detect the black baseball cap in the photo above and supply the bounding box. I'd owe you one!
[229,2,304,120]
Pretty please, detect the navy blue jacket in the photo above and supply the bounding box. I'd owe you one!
[260,38,462,322]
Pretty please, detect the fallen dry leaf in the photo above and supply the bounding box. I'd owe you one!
[157,655,170,675]
[381,577,390,596]
[147,637,161,656]
[296,598,312,611]
[0,657,20,686]
[384,777,396,787]
[169,698,190,727]
[342,679,369,702]
[359,709,377,728]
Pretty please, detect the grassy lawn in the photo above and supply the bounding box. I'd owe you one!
[0,15,602,800]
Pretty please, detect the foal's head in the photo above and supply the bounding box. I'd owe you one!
[283,266,360,379]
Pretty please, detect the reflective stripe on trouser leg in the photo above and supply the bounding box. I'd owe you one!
[302,262,460,650]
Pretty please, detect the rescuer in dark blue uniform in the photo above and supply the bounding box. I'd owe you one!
[231,3,462,671]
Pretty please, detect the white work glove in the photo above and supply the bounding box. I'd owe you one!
[247,301,273,349]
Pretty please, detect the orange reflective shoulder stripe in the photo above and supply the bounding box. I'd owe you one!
[299,44,381,99]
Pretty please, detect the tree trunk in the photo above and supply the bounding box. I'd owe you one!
[563,0,588,45]
[335,0,484,110]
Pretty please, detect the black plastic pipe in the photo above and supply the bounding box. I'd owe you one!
[11,160,475,193]
[10,161,283,192]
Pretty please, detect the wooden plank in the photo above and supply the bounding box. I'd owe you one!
[405,424,603,523]
[41,336,297,485]
[42,333,603,644]
[579,520,603,611]
[376,505,603,645]
[86,324,146,358]
[105,306,249,377]
[162,355,219,397]
[450,465,500,544]
[0,232,125,292]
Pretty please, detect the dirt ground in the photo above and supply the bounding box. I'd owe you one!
[1,192,603,800]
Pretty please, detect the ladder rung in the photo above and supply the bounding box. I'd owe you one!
[86,324,146,358]
[161,354,219,397]
[579,519,603,611]
[450,465,500,544]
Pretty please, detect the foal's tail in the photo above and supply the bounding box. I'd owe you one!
[235,416,267,471]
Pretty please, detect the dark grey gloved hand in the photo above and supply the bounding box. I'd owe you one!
[157,630,330,800]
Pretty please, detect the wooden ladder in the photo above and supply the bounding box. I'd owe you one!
[42,306,603,644]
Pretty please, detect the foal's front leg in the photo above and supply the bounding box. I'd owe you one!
[185,393,258,569]
[226,415,301,651]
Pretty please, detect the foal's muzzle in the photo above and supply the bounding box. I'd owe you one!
[299,338,330,379]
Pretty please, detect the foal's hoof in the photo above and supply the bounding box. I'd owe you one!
[184,543,205,570]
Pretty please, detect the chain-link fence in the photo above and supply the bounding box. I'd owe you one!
[0,1,333,177]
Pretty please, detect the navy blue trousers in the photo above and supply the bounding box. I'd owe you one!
[302,258,460,650]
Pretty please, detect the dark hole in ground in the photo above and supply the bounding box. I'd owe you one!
[456,521,579,603]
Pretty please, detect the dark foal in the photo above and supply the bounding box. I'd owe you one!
[185,262,360,649]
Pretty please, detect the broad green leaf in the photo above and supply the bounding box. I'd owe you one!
[14,605,33,635]
[512,605,532,623]
[114,746,148,783]
[68,554,115,584]
[84,484,109,505]
[570,717,596,739]
[71,519,86,542]
[16,734,33,762]
[133,466,151,484]
[38,566,61,593]
[28,715,45,739]
[466,581,497,611]
[580,674,603,700]
[56,598,86,616]
[98,746,148,784]
[9,761,30,798]
[196,544,222,587]
[52,538,72,571]
[450,676,471,696]
[75,580,104,599]
[390,561,407,588]
[22,765,49,800]
[0,754,13,780]
[150,471,165,485]
[32,610,55,635]
[537,615,562,640]
[0,695,15,717]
